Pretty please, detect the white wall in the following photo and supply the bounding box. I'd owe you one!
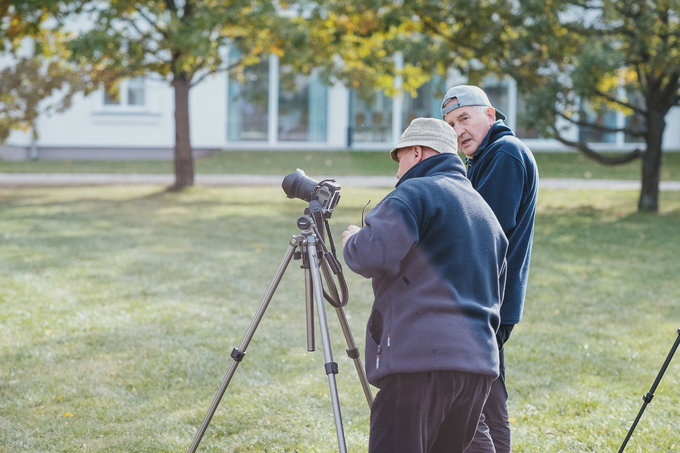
[189,73,228,149]
[663,107,680,150]
[326,83,350,150]
[34,78,173,148]
[1,72,239,160]
[2,70,679,160]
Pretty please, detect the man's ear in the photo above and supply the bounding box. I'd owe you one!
[486,107,496,124]
[414,145,424,161]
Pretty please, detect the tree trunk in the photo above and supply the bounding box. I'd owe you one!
[172,76,194,189]
[638,108,665,212]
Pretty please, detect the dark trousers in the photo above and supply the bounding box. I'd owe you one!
[368,371,494,453]
[466,333,512,453]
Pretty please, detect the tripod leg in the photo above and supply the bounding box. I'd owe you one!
[319,260,374,407]
[187,239,299,453]
[334,306,374,407]
[305,265,315,352]
[618,328,680,453]
[307,236,348,453]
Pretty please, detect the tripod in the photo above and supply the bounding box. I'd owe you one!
[618,328,680,452]
[187,201,374,453]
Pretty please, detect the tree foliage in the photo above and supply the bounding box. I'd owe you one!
[68,0,295,189]
[0,0,92,142]
[295,0,515,100]
[0,56,91,142]
[1,0,74,52]
[302,0,680,211]
[507,0,680,211]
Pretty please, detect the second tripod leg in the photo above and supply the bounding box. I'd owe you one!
[334,306,374,407]
[306,237,348,453]
[318,259,373,407]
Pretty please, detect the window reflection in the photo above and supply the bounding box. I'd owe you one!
[278,67,327,142]
[227,52,269,141]
[350,91,393,144]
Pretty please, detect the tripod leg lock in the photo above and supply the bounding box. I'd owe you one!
[346,347,360,360]
[324,361,339,375]
[642,392,654,403]
[231,348,246,362]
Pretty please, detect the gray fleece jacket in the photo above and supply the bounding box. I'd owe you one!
[343,153,508,387]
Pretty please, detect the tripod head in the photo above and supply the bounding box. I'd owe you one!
[282,169,347,308]
[295,200,349,308]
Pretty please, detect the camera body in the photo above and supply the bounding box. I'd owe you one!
[282,169,341,214]
[311,179,341,212]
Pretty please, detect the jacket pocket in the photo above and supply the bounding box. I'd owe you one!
[368,308,383,345]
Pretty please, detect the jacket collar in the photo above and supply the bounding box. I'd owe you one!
[396,153,466,188]
[467,120,514,164]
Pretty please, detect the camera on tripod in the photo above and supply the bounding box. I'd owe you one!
[282,169,341,216]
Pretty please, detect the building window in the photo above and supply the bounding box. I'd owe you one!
[227,51,327,143]
[515,93,540,139]
[103,77,146,108]
[578,100,617,143]
[624,89,645,144]
[227,54,269,142]
[624,113,645,143]
[127,77,145,106]
[349,91,393,144]
[278,67,327,142]
[480,77,510,120]
[103,88,118,105]
[401,77,446,129]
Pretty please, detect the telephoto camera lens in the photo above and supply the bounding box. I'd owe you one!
[282,169,319,202]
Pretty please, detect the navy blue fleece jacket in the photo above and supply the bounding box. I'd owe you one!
[467,121,538,325]
[343,153,508,387]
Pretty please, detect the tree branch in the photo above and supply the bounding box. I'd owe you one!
[190,68,218,87]
[661,70,680,106]
[120,14,149,40]
[417,13,485,56]
[135,8,169,40]
[551,126,643,165]
[557,111,626,135]
[610,2,638,21]
[190,57,245,87]
[592,88,646,115]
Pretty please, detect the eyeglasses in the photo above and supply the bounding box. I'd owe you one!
[361,200,371,227]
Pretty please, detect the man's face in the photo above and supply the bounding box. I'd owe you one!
[443,101,495,157]
[395,146,420,179]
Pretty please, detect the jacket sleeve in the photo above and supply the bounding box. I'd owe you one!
[342,197,419,279]
[475,149,525,235]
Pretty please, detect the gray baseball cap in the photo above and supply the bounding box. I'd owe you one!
[441,85,506,121]
[390,118,458,162]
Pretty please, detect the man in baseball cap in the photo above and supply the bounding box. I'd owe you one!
[441,85,538,453]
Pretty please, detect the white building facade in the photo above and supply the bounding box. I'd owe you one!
[2,53,680,161]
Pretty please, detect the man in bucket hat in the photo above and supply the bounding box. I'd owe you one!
[442,85,539,453]
[342,117,508,453]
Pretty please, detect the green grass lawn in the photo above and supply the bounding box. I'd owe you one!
[1,150,680,181]
[1,186,679,452]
